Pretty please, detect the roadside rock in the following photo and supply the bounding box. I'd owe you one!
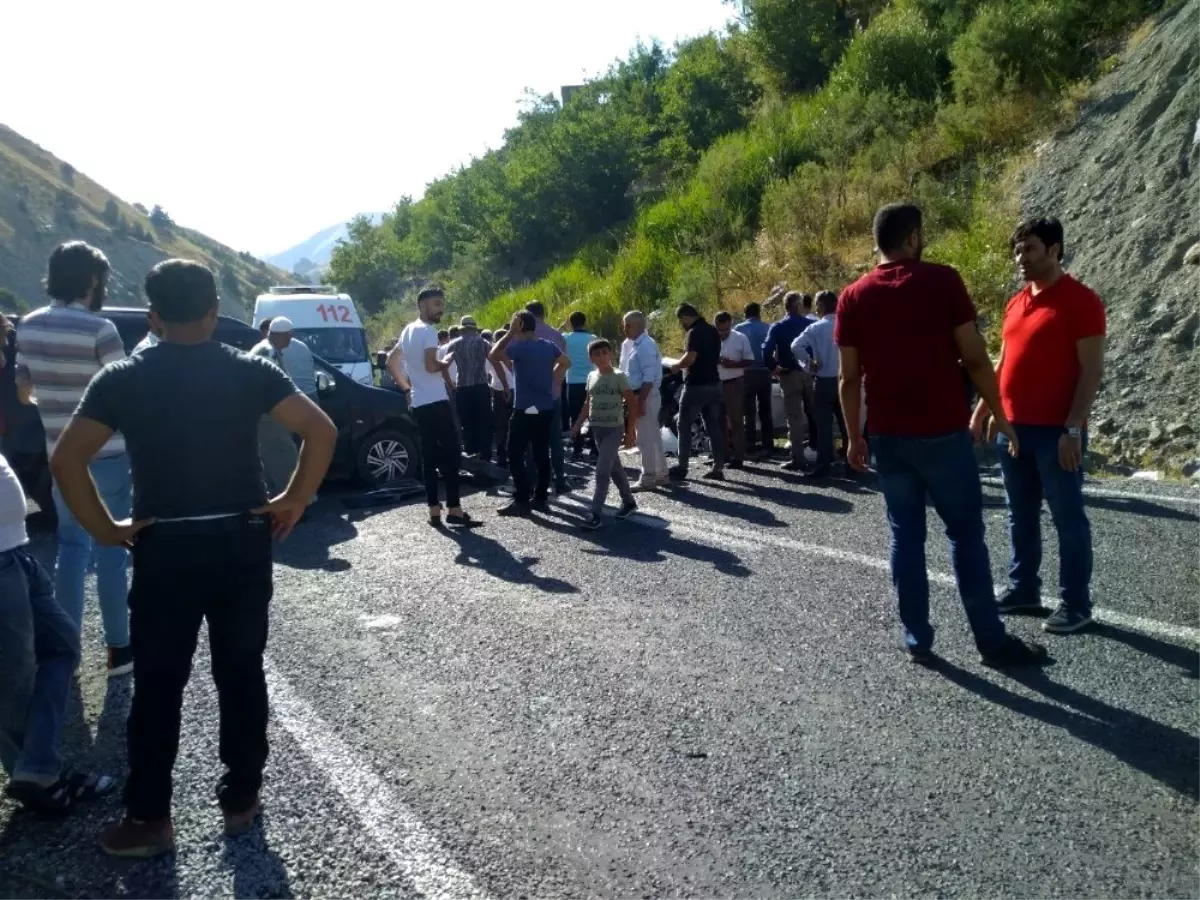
[1021,0,1200,472]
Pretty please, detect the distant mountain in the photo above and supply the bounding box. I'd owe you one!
[0,124,293,318]
[265,213,385,275]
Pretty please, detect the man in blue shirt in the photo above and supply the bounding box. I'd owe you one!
[734,302,773,455]
[763,291,814,469]
[790,290,848,477]
[562,311,596,459]
[489,312,570,515]
[526,302,570,494]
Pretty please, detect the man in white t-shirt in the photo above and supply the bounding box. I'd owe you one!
[715,311,754,468]
[388,287,480,528]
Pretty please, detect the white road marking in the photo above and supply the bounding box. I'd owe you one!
[980,476,1200,507]
[264,659,491,900]
[362,614,405,630]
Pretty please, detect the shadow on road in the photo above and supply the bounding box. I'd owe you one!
[225,815,294,899]
[531,505,752,577]
[699,477,858,515]
[1096,623,1199,679]
[1083,494,1199,523]
[439,526,578,595]
[658,482,838,525]
[273,510,357,573]
[936,661,1200,799]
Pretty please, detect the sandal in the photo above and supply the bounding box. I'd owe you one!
[5,770,115,814]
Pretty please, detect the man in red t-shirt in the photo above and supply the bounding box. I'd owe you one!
[836,203,1046,667]
[970,217,1105,635]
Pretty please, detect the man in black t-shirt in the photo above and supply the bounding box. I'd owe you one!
[667,304,726,481]
[50,259,336,858]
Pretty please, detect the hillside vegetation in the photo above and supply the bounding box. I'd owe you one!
[0,125,291,318]
[339,0,1183,347]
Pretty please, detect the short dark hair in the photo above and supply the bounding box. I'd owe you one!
[744,303,761,318]
[800,293,814,311]
[873,203,923,255]
[515,310,536,332]
[144,259,218,324]
[1011,217,1065,261]
[714,311,733,325]
[417,285,444,304]
[569,310,586,329]
[525,301,546,319]
[815,290,838,314]
[587,338,612,356]
[495,327,508,338]
[259,317,273,336]
[675,303,699,319]
[481,330,494,341]
[449,326,461,338]
[46,241,110,303]
[783,291,803,312]
[437,329,449,341]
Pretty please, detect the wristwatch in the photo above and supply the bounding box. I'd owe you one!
[1064,425,1082,439]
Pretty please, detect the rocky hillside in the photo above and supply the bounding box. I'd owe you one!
[1020,0,1199,473]
[0,125,293,318]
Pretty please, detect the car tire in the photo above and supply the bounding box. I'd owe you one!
[356,427,421,487]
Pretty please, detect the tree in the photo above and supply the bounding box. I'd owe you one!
[102,198,121,226]
[133,202,148,215]
[60,162,75,186]
[0,288,28,314]
[327,214,406,314]
[150,205,174,230]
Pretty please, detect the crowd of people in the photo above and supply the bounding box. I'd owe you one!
[0,200,1105,858]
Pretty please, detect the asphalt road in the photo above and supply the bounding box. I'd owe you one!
[2,453,1197,899]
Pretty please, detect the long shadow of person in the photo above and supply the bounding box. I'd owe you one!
[532,506,751,577]
[935,660,1199,799]
[665,480,852,522]
[224,814,294,899]
[1082,494,1200,523]
[1095,623,1199,679]
[272,508,357,573]
[439,526,578,595]
[92,676,133,773]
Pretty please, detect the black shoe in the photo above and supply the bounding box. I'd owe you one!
[1042,604,1094,634]
[727,460,745,470]
[980,635,1050,668]
[615,500,638,520]
[996,587,1047,614]
[497,501,531,517]
[532,497,551,513]
[580,514,603,530]
[446,512,483,529]
[702,469,725,481]
[781,459,807,471]
[802,466,832,479]
[907,646,935,666]
[668,465,688,481]
[554,480,573,495]
[107,645,134,678]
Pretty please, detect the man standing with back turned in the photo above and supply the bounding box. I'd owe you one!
[668,304,726,482]
[971,217,1105,635]
[50,259,337,856]
[763,291,813,470]
[837,203,1046,667]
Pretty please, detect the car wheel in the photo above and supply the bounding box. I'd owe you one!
[356,428,420,487]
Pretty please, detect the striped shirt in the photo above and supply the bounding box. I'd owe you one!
[445,333,490,388]
[15,303,127,457]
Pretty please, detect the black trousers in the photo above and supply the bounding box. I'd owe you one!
[507,409,553,504]
[565,382,594,453]
[813,376,849,469]
[491,390,511,465]
[743,368,774,452]
[414,400,462,508]
[124,515,273,821]
[455,384,493,459]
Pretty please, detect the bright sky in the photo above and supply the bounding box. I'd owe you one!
[3,0,734,258]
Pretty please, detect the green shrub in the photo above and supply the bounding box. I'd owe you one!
[830,4,948,104]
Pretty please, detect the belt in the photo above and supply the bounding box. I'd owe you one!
[145,513,269,536]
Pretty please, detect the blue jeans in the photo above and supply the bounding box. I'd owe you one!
[0,547,81,780]
[873,430,1005,654]
[52,453,131,648]
[997,426,1093,614]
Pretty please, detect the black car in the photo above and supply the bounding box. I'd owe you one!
[0,307,422,520]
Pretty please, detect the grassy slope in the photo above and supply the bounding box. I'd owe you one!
[0,124,292,318]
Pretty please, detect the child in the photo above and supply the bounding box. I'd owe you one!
[571,339,637,530]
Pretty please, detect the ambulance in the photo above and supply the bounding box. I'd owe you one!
[253,286,373,384]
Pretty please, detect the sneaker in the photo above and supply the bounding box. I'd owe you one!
[996,588,1046,614]
[107,646,134,678]
[702,469,725,481]
[99,816,175,858]
[980,635,1050,668]
[631,481,658,493]
[497,501,531,517]
[615,500,638,520]
[781,459,807,471]
[1042,605,1094,634]
[223,797,261,836]
[668,465,688,481]
[580,514,603,531]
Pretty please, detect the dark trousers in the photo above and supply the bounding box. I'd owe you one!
[124,516,273,821]
[491,390,511,466]
[743,368,773,452]
[507,410,554,504]
[565,382,594,453]
[413,400,462,508]
[801,375,818,449]
[677,382,726,472]
[813,376,848,469]
[455,384,493,459]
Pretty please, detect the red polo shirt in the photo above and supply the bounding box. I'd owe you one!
[835,260,977,436]
[999,274,1106,426]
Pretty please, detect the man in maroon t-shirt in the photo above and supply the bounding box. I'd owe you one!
[970,217,1105,635]
[835,203,1046,667]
